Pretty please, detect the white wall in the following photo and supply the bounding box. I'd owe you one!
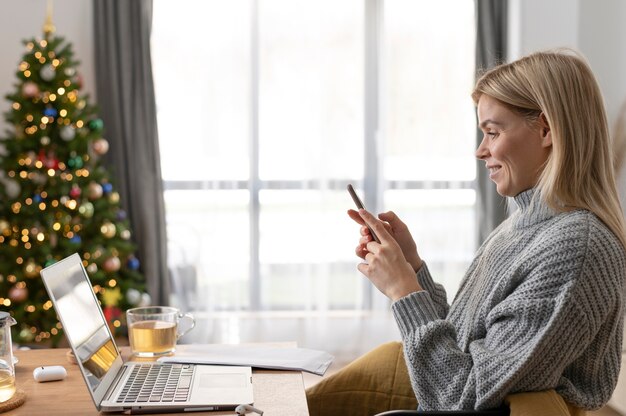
[0,0,95,136]
[509,0,626,129]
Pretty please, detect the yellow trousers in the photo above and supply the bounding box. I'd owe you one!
[306,342,585,416]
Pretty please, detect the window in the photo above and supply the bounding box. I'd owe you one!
[152,0,476,313]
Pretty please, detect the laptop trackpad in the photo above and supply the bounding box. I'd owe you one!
[198,373,247,388]
[189,366,254,405]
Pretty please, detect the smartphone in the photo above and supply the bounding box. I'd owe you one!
[347,184,381,243]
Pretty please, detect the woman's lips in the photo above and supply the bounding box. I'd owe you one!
[487,165,501,179]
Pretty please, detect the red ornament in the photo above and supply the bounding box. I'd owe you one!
[103,306,123,334]
[44,157,59,170]
[39,150,59,169]
[103,306,122,322]
[69,185,82,199]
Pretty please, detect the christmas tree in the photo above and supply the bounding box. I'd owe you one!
[0,17,148,346]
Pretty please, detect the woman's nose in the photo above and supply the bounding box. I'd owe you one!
[475,137,489,160]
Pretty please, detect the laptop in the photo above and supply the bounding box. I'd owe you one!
[40,253,254,413]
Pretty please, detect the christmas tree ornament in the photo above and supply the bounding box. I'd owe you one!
[126,288,141,305]
[103,306,122,326]
[78,201,94,218]
[88,118,104,132]
[102,288,122,307]
[64,67,76,77]
[116,210,127,221]
[40,135,51,145]
[139,293,152,307]
[43,107,58,118]
[67,155,83,169]
[127,256,140,271]
[92,138,109,155]
[19,328,34,342]
[22,81,40,98]
[120,229,131,240]
[59,125,75,141]
[102,183,113,194]
[88,182,103,200]
[8,286,28,303]
[109,191,120,203]
[87,263,97,273]
[69,235,81,244]
[44,259,55,268]
[44,154,59,170]
[100,221,116,238]
[4,179,21,199]
[69,185,81,199]
[102,256,121,272]
[40,64,56,81]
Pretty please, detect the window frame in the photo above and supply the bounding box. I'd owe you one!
[158,0,476,312]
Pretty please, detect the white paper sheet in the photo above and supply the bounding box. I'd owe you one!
[157,344,334,376]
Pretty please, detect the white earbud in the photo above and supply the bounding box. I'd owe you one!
[235,404,264,415]
[33,365,67,382]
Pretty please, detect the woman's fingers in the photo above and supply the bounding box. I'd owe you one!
[347,209,365,226]
[358,209,392,243]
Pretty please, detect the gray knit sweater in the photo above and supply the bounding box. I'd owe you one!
[391,188,626,411]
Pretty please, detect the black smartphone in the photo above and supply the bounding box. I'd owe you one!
[347,184,381,243]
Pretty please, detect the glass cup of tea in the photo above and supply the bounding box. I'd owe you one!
[126,307,195,357]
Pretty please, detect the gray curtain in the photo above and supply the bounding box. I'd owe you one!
[92,0,170,305]
[475,0,508,244]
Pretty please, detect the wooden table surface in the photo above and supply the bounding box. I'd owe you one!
[5,345,309,415]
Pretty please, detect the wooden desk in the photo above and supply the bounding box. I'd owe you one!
[5,346,309,415]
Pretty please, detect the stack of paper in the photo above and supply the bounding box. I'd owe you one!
[157,344,334,376]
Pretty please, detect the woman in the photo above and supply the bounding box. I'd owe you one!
[310,50,626,413]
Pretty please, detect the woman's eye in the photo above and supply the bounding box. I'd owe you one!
[487,132,499,138]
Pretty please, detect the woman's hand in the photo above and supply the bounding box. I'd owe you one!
[352,209,423,301]
[347,209,423,272]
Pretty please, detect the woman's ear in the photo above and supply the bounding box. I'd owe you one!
[539,113,552,148]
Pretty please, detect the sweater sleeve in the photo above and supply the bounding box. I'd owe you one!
[392,216,625,411]
[415,262,449,319]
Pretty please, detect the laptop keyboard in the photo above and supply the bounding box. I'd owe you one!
[116,363,195,403]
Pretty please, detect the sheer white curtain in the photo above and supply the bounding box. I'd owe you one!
[151,0,476,360]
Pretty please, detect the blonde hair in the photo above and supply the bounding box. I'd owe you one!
[613,100,626,173]
[472,49,626,249]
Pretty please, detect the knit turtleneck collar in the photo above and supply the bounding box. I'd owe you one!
[511,188,557,229]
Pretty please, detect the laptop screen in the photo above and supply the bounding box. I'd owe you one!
[41,253,120,393]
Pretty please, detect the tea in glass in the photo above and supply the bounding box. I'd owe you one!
[126,307,195,357]
[0,368,15,403]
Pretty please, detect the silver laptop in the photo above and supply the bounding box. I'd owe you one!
[41,253,254,413]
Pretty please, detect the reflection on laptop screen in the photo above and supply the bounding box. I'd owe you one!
[44,257,119,392]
